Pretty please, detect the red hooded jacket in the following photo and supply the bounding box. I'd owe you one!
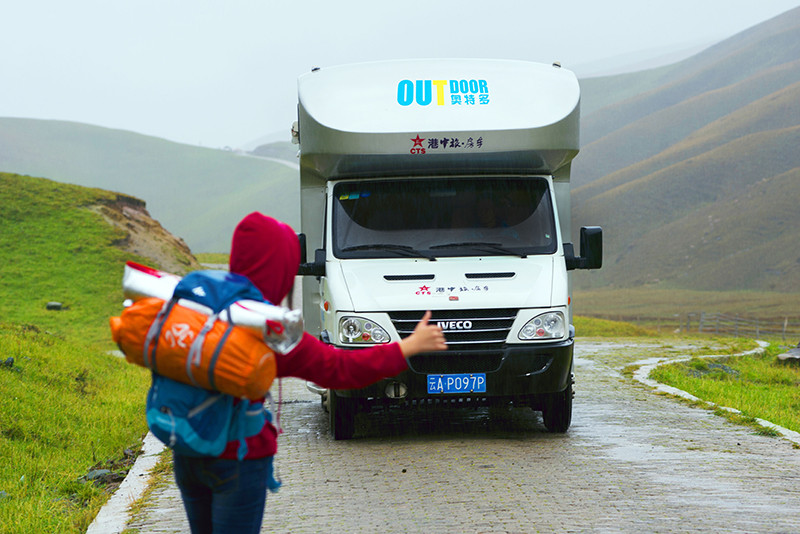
[220,212,408,459]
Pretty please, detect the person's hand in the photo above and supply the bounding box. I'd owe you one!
[398,311,447,358]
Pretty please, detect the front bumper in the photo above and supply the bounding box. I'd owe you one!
[330,338,574,404]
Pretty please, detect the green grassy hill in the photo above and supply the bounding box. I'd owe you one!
[0,173,199,339]
[0,119,299,252]
[571,6,800,292]
[0,173,196,532]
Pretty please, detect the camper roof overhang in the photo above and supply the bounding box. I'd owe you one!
[297,59,580,182]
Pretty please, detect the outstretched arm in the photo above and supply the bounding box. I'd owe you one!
[277,311,447,388]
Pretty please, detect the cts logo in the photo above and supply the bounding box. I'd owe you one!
[437,320,473,331]
[410,135,426,154]
[397,79,490,106]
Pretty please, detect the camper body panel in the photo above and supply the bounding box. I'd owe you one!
[338,256,556,311]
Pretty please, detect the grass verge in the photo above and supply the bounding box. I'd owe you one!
[0,323,151,533]
[649,343,800,433]
[574,288,800,330]
[573,315,657,337]
[195,252,230,265]
[0,174,155,533]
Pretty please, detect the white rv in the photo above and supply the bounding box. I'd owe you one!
[294,59,602,439]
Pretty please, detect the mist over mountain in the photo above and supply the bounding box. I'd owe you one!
[571,6,800,292]
[1,7,797,290]
[0,119,298,252]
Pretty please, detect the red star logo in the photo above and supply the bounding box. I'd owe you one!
[411,135,425,147]
[419,285,430,292]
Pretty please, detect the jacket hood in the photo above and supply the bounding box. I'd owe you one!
[229,212,299,305]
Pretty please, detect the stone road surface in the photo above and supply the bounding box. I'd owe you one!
[125,341,800,533]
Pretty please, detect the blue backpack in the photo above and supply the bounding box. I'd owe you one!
[144,270,281,488]
[146,373,268,460]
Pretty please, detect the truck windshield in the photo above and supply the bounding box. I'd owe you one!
[332,177,557,259]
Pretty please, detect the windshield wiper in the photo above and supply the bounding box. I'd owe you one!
[430,241,527,258]
[341,243,436,261]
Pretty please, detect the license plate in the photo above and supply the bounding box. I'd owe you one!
[427,373,487,394]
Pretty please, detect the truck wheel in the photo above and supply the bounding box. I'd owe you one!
[329,390,356,440]
[542,383,573,433]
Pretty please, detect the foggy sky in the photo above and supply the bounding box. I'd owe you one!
[2,0,798,148]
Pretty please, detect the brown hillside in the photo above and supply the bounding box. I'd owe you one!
[575,127,800,290]
[580,7,800,152]
[570,8,800,292]
[684,78,800,145]
[89,194,201,275]
[574,73,800,206]
[575,57,800,189]
[619,168,800,292]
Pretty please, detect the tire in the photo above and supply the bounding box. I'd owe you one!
[328,390,357,440]
[542,381,573,433]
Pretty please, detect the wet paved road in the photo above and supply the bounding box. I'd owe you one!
[127,341,800,533]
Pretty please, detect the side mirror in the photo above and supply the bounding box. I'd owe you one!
[297,233,308,264]
[580,226,603,270]
[298,241,326,277]
[565,226,603,270]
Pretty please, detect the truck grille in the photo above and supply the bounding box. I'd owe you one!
[388,308,517,350]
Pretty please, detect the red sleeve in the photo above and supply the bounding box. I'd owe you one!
[275,332,408,389]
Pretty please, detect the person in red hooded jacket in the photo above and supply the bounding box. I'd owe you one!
[172,212,447,534]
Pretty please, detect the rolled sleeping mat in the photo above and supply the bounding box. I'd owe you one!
[121,261,303,354]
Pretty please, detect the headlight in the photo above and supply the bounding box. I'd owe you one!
[338,316,391,344]
[519,311,565,340]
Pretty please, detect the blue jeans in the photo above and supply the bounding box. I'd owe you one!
[173,453,272,534]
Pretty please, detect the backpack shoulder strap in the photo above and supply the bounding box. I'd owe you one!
[142,299,178,372]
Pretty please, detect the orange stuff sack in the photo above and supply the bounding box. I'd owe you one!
[110,297,276,400]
